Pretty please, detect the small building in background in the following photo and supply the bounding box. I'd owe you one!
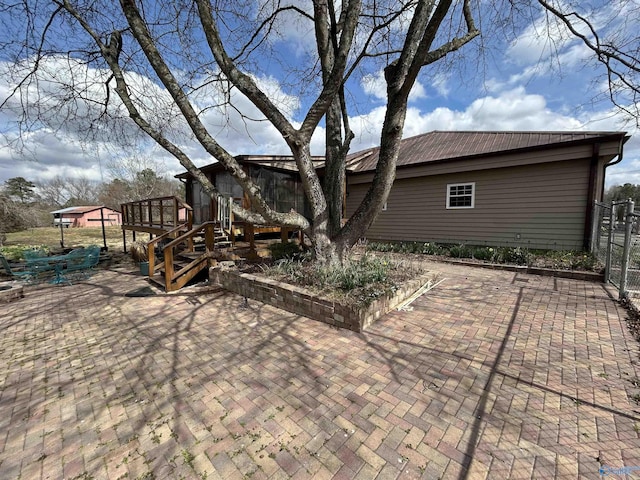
[51,206,122,228]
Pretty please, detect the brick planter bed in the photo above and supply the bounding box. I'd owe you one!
[210,265,435,332]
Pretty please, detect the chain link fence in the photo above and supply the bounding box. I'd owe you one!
[593,200,640,302]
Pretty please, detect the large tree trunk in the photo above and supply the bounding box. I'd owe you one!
[324,99,346,238]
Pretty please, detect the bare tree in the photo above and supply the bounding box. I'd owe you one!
[37,176,70,207]
[0,1,637,264]
[537,0,639,123]
[104,153,183,203]
[38,175,99,206]
[0,193,23,240]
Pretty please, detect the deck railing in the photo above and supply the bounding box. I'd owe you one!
[121,196,193,234]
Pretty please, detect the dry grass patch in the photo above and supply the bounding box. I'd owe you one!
[259,253,424,308]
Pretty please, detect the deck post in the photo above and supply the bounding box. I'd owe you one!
[205,222,215,254]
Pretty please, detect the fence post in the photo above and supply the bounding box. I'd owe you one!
[619,199,635,299]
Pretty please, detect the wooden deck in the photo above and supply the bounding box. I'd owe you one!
[121,195,193,240]
[120,196,303,291]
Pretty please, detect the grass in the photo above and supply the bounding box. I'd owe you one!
[1,226,135,261]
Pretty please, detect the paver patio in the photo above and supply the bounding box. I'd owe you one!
[1,260,640,479]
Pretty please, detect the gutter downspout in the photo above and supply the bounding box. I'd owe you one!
[583,143,600,251]
[602,136,626,199]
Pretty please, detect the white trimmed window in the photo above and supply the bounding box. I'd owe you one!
[446,182,475,209]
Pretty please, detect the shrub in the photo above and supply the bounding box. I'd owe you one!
[0,245,50,261]
[360,239,601,271]
[498,246,530,266]
[367,242,394,252]
[421,242,445,255]
[569,252,598,270]
[129,240,148,263]
[448,244,473,259]
[268,241,303,261]
[472,246,496,261]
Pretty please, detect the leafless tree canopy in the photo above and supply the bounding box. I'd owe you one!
[0,0,638,264]
[535,0,639,121]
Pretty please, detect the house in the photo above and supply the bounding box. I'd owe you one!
[177,131,629,250]
[122,130,628,292]
[345,131,629,250]
[176,155,325,237]
[173,130,628,252]
[51,206,122,228]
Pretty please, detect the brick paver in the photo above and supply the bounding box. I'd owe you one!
[1,261,640,479]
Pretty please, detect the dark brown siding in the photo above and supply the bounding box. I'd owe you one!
[346,158,591,250]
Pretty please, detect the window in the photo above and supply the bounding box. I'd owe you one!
[446,182,475,209]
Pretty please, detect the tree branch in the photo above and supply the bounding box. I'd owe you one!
[117,0,308,228]
[538,0,639,122]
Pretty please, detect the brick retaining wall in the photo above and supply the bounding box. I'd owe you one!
[210,266,433,332]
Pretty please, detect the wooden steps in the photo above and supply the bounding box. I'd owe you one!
[148,250,211,292]
[143,222,222,292]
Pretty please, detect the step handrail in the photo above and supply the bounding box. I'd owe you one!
[146,223,191,275]
[159,221,217,291]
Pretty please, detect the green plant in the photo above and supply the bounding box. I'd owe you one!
[182,449,195,468]
[448,244,473,259]
[421,242,445,255]
[498,246,530,265]
[263,253,420,307]
[364,240,600,272]
[472,246,496,261]
[0,245,49,261]
[569,252,598,270]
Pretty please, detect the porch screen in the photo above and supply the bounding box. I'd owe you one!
[215,172,243,199]
[252,167,308,216]
[192,181,211,224]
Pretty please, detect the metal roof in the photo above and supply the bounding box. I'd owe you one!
[346,130,628,173]
[50,206,115,214]
[237,156,325,173]
[176,155,325,178]
[175,131,628,179]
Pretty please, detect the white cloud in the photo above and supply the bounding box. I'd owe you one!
[1,43,638,195]
[505,1,605,68]
[346,85,639,189]
[0,130,106,184]
[431,72,451,98]
[349,86,584,149]
[0,55,304,185]
[361,71,387,101]
[361,69,428,103]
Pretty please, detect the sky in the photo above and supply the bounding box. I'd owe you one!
[0,0,638,190]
